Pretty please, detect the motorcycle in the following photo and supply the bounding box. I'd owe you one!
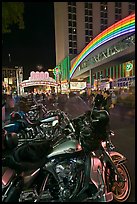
[3,107,61,145]
[2,95,131,202]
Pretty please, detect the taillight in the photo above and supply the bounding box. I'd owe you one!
[76,143,82,151]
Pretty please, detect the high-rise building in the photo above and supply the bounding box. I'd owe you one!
[54,2,135,66]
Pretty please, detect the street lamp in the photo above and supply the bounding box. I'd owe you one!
[37,65,43,71]
[8,53,11,63]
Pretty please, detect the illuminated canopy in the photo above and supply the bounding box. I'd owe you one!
[70,13,135,78]
[20,71,57,88]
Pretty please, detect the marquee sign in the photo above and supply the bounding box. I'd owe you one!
[61,82,86,91]
[20,71,57,88]
[29,71,49,81]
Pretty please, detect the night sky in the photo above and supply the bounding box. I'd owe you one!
[2,2,56,80]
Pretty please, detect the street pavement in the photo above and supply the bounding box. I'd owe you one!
[109,105,135,202]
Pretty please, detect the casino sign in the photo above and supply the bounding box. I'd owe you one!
[20,71,58,88]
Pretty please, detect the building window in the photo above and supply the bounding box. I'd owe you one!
[68,21,72,27]
[101,25,104,31]
[85,23,88,29]
[72,28,76,34]
[89,16,92,22]
[128,2,135,15]
[89,23,92,29]
[68,2,76,6]
[85,2,93,46]
[69,35,72,40]
[73,14,76,20]
[85,30,88,35]
[85,3,88,8]
[85,9,88,15]
[115,2,122,22]
[68,6,72,13]
[73,41,77,47]
[72,21,76,27]
[115,2,121,7]
[69,48,73,54]
[100,2,108,32]
[88,3,92,9]
[88,10,92,15]
[74,49,77,54]
[72,7,76,13]
[85,36,89,42]
[85,16,88,22]
[68,14,72,20]
[68,2,77,53]
[89,30,92,36]
[69,28,72,33]
[69,41,72,47]
[73,35,77,41]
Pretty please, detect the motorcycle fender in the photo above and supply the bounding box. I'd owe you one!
[90,156,103,189]
[2,168,15,187]
[109,151,127,165]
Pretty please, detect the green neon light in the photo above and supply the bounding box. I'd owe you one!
[121,64,124,77]
[116,65,118,79]
[113,66,115,78]
[106,68,108,77]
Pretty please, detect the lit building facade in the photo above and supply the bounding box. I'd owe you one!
[2,66,23,95]
[54,2,135,91]
[70,14,135,90]
[54,2,135,66]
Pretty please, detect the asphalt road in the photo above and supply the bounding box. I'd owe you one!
[109,105,135,202]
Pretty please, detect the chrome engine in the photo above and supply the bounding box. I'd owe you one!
[17,123,54,144]
[54,158,83,201]
[18,158,84,202]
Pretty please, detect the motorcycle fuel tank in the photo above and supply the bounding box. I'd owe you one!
[4,123,20,133]
[47,139,82,158]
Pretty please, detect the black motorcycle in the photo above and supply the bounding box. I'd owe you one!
[2,96,131,202]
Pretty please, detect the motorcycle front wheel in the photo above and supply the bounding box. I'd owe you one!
[110,156,131,202]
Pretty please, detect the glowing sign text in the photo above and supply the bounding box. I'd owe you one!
[29,71,49,81]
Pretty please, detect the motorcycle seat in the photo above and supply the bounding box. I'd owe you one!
[3,141,52,172]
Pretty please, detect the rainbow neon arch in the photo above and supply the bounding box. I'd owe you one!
[70,13,135,78]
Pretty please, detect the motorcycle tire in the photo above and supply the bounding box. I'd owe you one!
[109,154,131,202]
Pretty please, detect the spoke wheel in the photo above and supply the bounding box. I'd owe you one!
[110,156,131,202]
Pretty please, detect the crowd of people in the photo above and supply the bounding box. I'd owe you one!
[79,89,116,113]
[2,89,117,123]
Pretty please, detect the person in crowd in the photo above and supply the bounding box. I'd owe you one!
[102,90,114,113]
[94,89,104,109]
[81,90,89,105]
[9,94,15,111]
[2,94,6,121]
[111,91,117,107]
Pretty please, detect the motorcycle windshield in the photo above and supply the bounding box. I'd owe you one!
[58,95,91,120]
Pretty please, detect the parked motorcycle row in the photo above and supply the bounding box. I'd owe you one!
[2,95,131,202]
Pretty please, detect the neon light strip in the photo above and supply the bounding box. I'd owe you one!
[70,13,135,78]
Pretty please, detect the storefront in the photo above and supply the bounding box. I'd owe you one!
[61,81,86,94]
[92,60,135,90]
